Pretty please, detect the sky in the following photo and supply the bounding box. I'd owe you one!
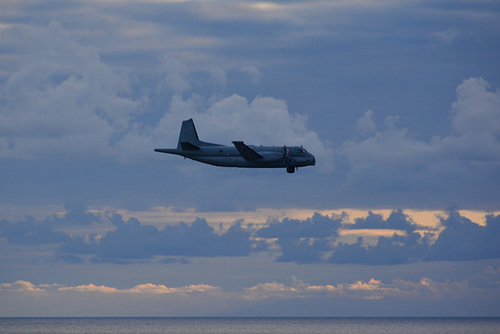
[1,0,500,317]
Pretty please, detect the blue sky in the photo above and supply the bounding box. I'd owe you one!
[1,0,500,316]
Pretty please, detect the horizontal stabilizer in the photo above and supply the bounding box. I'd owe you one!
[232,141,263,160]
[180,141,200,150]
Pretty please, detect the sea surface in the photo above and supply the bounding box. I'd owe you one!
[0,317,499,334]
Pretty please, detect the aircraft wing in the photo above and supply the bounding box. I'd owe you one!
[232,141,263,160]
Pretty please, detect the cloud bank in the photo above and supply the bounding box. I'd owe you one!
[2,267,499,316]
[2,205,499,265]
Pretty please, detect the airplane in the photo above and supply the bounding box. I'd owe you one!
[154,118,316,173]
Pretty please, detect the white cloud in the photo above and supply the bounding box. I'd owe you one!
[356,110,377,136]
[0,21,143,159]
[1,266,499,316]
[0,280,221,296]
[58,283,120,293]
[241,66,263,84]
[431,27,461,44]
[157,57,191,96]
[440,77,500,161]
[340,77,500,187]
[0,275,480,301]
[0,280,46,293]
[244,276,476,301]
[342,121,432,165]
[58,282,221,295]
[244,280,300,300]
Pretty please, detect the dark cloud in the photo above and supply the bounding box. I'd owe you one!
[255,210,428,265]
[58,234,98,256]
[61,201,102,226]
[0,203,102,245]
[426,211,500,261]
[329,231,430,265]
[257,213,343,263]
[55,252,85,264]
[346,209,417,232]
[275,237,331,263]
[0,216,68,245]
[2,206,500,265]
[60,214,254,262]
[257,213,343,239]
[329,210,500,265]
[0,203,102,247]
[257,210,500,265]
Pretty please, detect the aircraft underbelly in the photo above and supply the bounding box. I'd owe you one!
[192,156,280,168]
[190,156,310,168]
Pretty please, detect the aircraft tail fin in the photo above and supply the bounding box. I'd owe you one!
[177,118,220,150]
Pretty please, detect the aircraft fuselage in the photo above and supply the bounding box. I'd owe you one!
[154,119,316,173]
[155,145,315,168]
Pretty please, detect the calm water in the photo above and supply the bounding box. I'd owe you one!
[0,317,499,334]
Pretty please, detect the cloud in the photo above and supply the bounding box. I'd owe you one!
[2,273,496,316]
[0,19,331,167]
[443,77,500,161]
[426,211,500,261]
[0,21,143,160]
[1,206,254,262]
[59,202,102,226]
[244,277,304,300]
[2,206,500,265]
[347,209,418,232]
[240,65,263,84]
[329,210,500,265]
[0,274,486,304]
[58,283,120,294]
[258,212,343,239]
[340,77,500,207]
[0,203,101,245]
[256,210,500,265]
[0,280,46,293]
[244,275,475,301]
[257,213,343,263]
[0,215,69,245]
[60,213,254,262]
[349,77,500,165]
[431,27,461,44]
[129,283,220,294]
[58,282,221,295]
[329,231,429,265]
[356,110,377,136]
[255,210,430,264]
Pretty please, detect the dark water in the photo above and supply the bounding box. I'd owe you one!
[0,317,499,334]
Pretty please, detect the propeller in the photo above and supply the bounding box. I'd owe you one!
[283,145,295,173]
[283,145,289,165]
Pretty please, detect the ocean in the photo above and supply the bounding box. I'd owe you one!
[0,317,499,334]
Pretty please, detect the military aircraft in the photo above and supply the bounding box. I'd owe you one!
[154,118,316,173]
